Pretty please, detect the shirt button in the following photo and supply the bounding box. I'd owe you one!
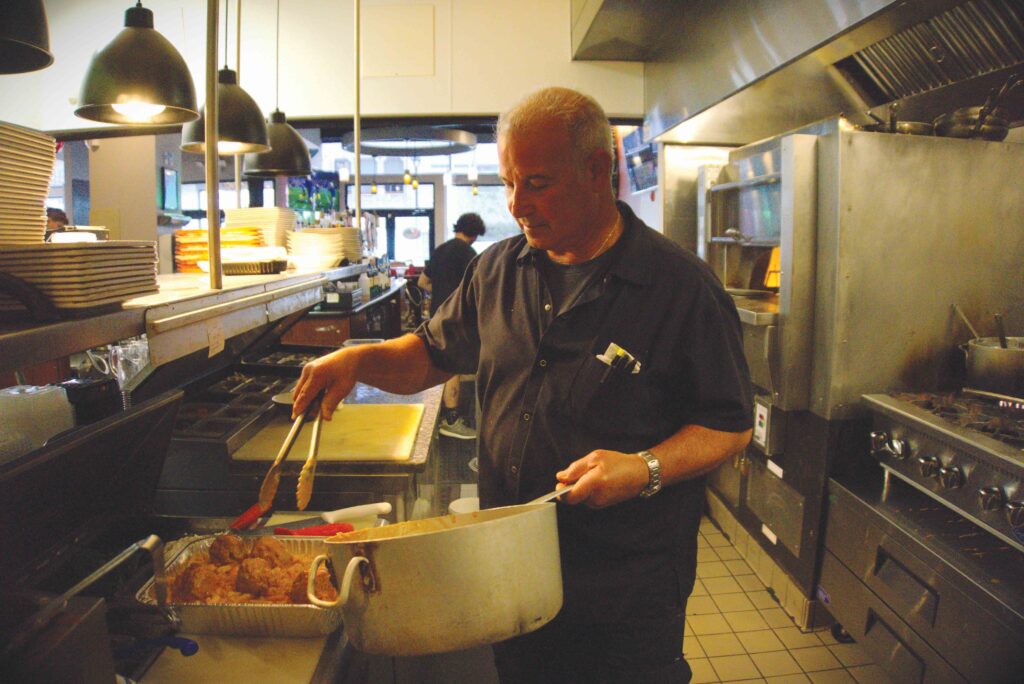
[544,303,552,311]
[522,412,531,421]
[511,465,519,474]
[539,359,547,367]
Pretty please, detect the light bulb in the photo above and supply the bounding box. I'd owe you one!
[111,102,166,122]
[338,166,351,183]
[403,170,411,185]
[216,141,249,154]
[472,184,478,196]
[411,178,419,190]
[371,183,378,194]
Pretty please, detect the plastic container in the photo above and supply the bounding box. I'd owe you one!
[0,385,75,450]
[448,497,480,515]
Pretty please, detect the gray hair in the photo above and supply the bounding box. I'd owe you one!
[497,87,613,163]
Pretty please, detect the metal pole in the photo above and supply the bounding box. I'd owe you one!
[234,0,242,208]
[206,0,222,289]
[353,0,361,233]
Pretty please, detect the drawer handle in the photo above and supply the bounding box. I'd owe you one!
[863,608,925,683]
[871,546,938,626]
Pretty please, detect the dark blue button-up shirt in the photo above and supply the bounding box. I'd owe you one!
[418,202,751,621]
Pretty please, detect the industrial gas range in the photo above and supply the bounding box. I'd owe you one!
[820,391,1024,683]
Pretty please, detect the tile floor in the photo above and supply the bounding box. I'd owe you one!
[687,517,892,684]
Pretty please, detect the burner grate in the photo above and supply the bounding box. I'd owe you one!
[896,391,1024,448]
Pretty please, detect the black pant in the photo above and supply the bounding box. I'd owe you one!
[491,607,691,684]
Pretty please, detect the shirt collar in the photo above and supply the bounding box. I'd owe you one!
[514,201,653,287]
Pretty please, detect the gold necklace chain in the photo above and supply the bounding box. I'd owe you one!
[587,214,622,261]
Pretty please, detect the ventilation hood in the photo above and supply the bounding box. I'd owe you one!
[574,0,1024,145]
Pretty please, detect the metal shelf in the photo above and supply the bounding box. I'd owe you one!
[0,270,329,377]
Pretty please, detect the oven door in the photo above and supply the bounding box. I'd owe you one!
[705,134,817,410]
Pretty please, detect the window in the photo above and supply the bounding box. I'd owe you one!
[445,183,519,253]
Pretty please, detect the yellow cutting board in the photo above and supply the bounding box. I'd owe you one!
[232,404,425,462]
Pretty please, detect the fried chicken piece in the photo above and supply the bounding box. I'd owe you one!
[208,534,249,564]
[235,557,274,596]
[174,561,219,602]
[250,535,293,567]
[289,567,338,604]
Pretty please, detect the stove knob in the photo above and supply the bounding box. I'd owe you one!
[870,431,889,455]
[939,466,965,489]
[917,456,940,478]
[870,432,909,460]
[1007,501,1024,528]
[978,486,1006,511]
[888,438,910,460]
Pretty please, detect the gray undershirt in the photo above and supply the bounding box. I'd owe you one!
[535,246,617,316]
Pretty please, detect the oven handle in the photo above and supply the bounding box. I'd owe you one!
[0,535,167,663]
[869,543,939,626]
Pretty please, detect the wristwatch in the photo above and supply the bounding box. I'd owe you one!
[637,450,662,498]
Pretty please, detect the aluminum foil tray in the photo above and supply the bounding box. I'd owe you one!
[136,535,342,637]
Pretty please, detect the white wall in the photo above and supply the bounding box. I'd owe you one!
[88,136,157,241]
[0,0,644,133]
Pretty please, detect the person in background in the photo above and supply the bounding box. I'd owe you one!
[417,212,487,440]
[46,207,68,234]
[292,86,752,683]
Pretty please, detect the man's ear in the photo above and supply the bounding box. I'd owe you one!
[586,149,613,191]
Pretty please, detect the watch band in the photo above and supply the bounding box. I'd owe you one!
[637,450,662,498]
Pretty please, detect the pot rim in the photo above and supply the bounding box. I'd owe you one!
[967,336,1024,350]
[323,502,553,545]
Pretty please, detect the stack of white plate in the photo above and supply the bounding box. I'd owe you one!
[286,229,343,270]
[0,123,56,244]
[223,207,296,247]
[0,241,159,315]
[339,226,363,261]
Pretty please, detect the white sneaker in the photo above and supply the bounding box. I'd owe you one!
[439,416,476,440]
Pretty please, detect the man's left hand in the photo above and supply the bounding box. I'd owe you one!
[555,450,650,508]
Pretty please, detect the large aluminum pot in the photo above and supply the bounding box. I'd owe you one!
[962,337,1024,396]
[307,502,562,655]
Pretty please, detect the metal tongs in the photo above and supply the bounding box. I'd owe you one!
[231,391,326,528]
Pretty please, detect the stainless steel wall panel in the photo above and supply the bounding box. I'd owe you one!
[810,129,1024,418]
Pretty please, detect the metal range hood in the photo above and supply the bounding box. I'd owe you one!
[573,0,1024,145]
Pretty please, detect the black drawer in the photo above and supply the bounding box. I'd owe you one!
[824,480,1024,682]
[819,550,966,684]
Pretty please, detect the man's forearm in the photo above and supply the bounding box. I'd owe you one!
[654,424,751,486]
[351,333,451,394]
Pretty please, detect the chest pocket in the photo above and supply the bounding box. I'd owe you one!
[569,350,653,439]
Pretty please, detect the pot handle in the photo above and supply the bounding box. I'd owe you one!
[306,554,370,608]
[307,554,340,608]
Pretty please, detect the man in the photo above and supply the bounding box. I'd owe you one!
[46,207,68,233]
[293,87,752,683]
[417,212,486,439]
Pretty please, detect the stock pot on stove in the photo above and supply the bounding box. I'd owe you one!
[962,336,1024,397]
[307,502,563,655]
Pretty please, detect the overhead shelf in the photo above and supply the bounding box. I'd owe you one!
[0,267,366,377]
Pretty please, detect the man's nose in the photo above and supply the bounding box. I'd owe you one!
[508,185,530,218]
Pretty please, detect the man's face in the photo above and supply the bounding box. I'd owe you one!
[498,121,601,255]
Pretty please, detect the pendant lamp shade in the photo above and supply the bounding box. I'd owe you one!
[75,3,197,124]
[181,68,270,155]
[243,110,311,177]
[0,0,53,74]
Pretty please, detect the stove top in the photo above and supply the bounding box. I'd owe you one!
[895,391,1024,449]
[863,392,1024,553]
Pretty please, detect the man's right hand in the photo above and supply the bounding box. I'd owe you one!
[291,347,359,421]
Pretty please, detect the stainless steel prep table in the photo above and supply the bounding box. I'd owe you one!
[155,383,442,521]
